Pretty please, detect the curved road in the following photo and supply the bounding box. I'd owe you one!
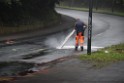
[56,8,124,47]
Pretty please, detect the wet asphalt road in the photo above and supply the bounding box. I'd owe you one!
[0,29,76,62]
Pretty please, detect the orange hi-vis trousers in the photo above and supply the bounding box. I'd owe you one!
[75,32,84,47]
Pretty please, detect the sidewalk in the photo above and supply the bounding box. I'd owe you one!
[0,15,75,42]
[11,56,124,83]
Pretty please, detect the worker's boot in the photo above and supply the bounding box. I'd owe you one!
[75,46,78,51]
[81,46,84,51]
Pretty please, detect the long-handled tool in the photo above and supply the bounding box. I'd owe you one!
[57,29,75,49]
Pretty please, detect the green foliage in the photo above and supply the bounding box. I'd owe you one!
[0,0,61,26]
[79,43,124,68]
[60,0,124,12]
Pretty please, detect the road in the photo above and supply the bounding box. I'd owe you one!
[0,8,124,63]
[56,8,124,47]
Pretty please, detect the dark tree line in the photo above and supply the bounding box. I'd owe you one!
[0,0,61,26]
[94,0,124,12]
[60,0,124,12]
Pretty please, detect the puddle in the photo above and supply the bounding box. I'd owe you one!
[0,62,34,76]
[22,49,52,59]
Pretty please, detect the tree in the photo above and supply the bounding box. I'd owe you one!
[0,0,61,26]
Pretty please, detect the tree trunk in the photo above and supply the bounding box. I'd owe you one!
[71,0,74,7]
[95,0,98,11]
[112,0,116,12]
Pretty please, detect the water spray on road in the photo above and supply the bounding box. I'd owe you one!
[57,29,75,49]
[44,29,75,49]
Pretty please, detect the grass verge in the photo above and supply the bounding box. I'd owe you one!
[79,43,124,68]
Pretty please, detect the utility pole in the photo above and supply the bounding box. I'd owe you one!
[87,0,93,55]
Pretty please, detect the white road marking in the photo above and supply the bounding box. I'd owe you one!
[57,45,103,50]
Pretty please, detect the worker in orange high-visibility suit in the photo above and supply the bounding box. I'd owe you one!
[75,19,87,51]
